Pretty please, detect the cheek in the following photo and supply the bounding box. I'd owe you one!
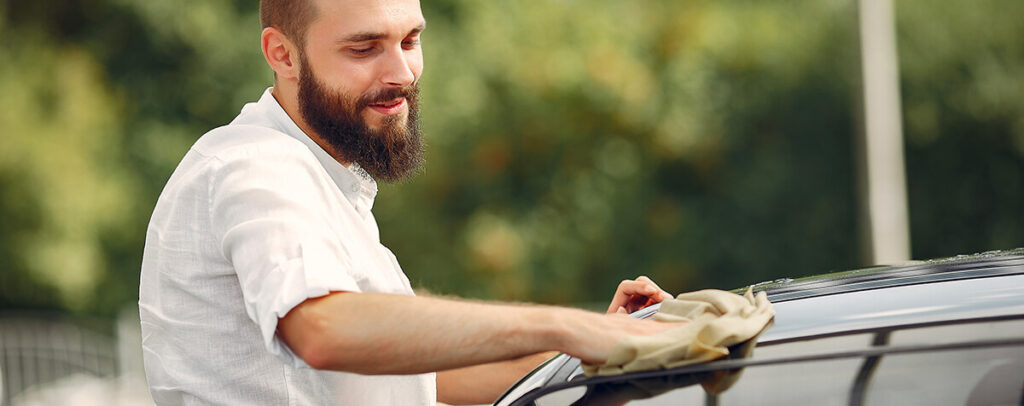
[336,66,379,95]
[317,54,377,94]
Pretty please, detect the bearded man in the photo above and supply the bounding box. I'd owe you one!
[139,0,675,404]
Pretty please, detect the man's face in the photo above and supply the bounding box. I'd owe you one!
[296,0,426,182]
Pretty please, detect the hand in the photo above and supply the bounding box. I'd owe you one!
[606,276,674,315]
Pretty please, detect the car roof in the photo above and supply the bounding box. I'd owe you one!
[744,248,1024,302]
[626,249,1024,342]
[496,249,1024,406]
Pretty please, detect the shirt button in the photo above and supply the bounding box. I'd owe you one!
[351,184,360,193]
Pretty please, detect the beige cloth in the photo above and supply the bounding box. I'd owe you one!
[583,288,774,377]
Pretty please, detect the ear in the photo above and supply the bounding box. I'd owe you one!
[262,27,300,80]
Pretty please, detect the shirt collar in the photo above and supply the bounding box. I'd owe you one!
[246,87,378,216]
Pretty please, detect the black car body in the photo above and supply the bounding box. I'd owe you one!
[495,250,1024,405]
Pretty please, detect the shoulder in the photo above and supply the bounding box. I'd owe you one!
[187,125,335,197]
[159,124,326,200]
[193,124,315,164]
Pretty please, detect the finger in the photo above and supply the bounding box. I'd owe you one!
[606,279,640,313]
[616,280,659,296]
[619,281,670,305]
[607,277,673,313]
[608,281,657,313]
[616,306,627,314]
[633,276,673,302]
[635,276,668,295]
[636,275,656,285]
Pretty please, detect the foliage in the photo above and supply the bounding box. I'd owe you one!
[0,0,1022,316]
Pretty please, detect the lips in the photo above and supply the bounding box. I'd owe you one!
[367,98,407,116]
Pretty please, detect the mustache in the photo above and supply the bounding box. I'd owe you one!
[358,85,419,108]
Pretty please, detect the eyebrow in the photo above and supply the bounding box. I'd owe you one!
[340,23,426,44]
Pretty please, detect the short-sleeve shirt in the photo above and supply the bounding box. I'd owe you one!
[139,88,436,405]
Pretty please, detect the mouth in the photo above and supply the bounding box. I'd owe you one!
[367,98,407,116]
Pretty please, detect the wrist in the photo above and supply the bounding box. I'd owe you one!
[532,306,587,354]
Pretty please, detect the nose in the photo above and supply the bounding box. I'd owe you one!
[380,47,416,88]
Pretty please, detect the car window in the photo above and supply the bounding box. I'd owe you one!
[513,318,1024,406]
[888,315,1024,346]
[864,346,1023,405]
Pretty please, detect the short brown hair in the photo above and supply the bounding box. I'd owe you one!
[260,0,319,47]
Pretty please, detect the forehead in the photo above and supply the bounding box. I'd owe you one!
[309,0,424,38]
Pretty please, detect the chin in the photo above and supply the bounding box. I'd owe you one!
[364,112,404,127]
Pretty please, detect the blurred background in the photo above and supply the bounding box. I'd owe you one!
[1,0,1022,404]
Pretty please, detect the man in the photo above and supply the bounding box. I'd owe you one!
[139,0,675,404]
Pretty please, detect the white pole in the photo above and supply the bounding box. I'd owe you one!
[859,0,911,264]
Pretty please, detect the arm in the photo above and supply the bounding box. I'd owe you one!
[436,351,557,405]
[277,291,675,375]
[434,276,675,404]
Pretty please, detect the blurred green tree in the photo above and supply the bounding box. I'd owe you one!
[0,0,1022,317]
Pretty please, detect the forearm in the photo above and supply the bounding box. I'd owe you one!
[436,351,558,405]
[278,292,571,374]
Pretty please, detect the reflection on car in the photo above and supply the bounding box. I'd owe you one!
[494,249,1024,406]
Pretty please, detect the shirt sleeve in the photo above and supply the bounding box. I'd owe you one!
[208,139,362,367]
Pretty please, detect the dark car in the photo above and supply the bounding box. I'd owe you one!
[494,250,1024,406]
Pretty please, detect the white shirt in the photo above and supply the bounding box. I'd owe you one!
[139,88,436,405]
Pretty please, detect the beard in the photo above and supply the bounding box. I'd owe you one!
[296,54,424,183]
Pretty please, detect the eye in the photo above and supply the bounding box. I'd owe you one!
[349,46,375,56]
[402,36,421,50]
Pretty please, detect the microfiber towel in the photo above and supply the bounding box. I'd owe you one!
[582,288,774,377]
